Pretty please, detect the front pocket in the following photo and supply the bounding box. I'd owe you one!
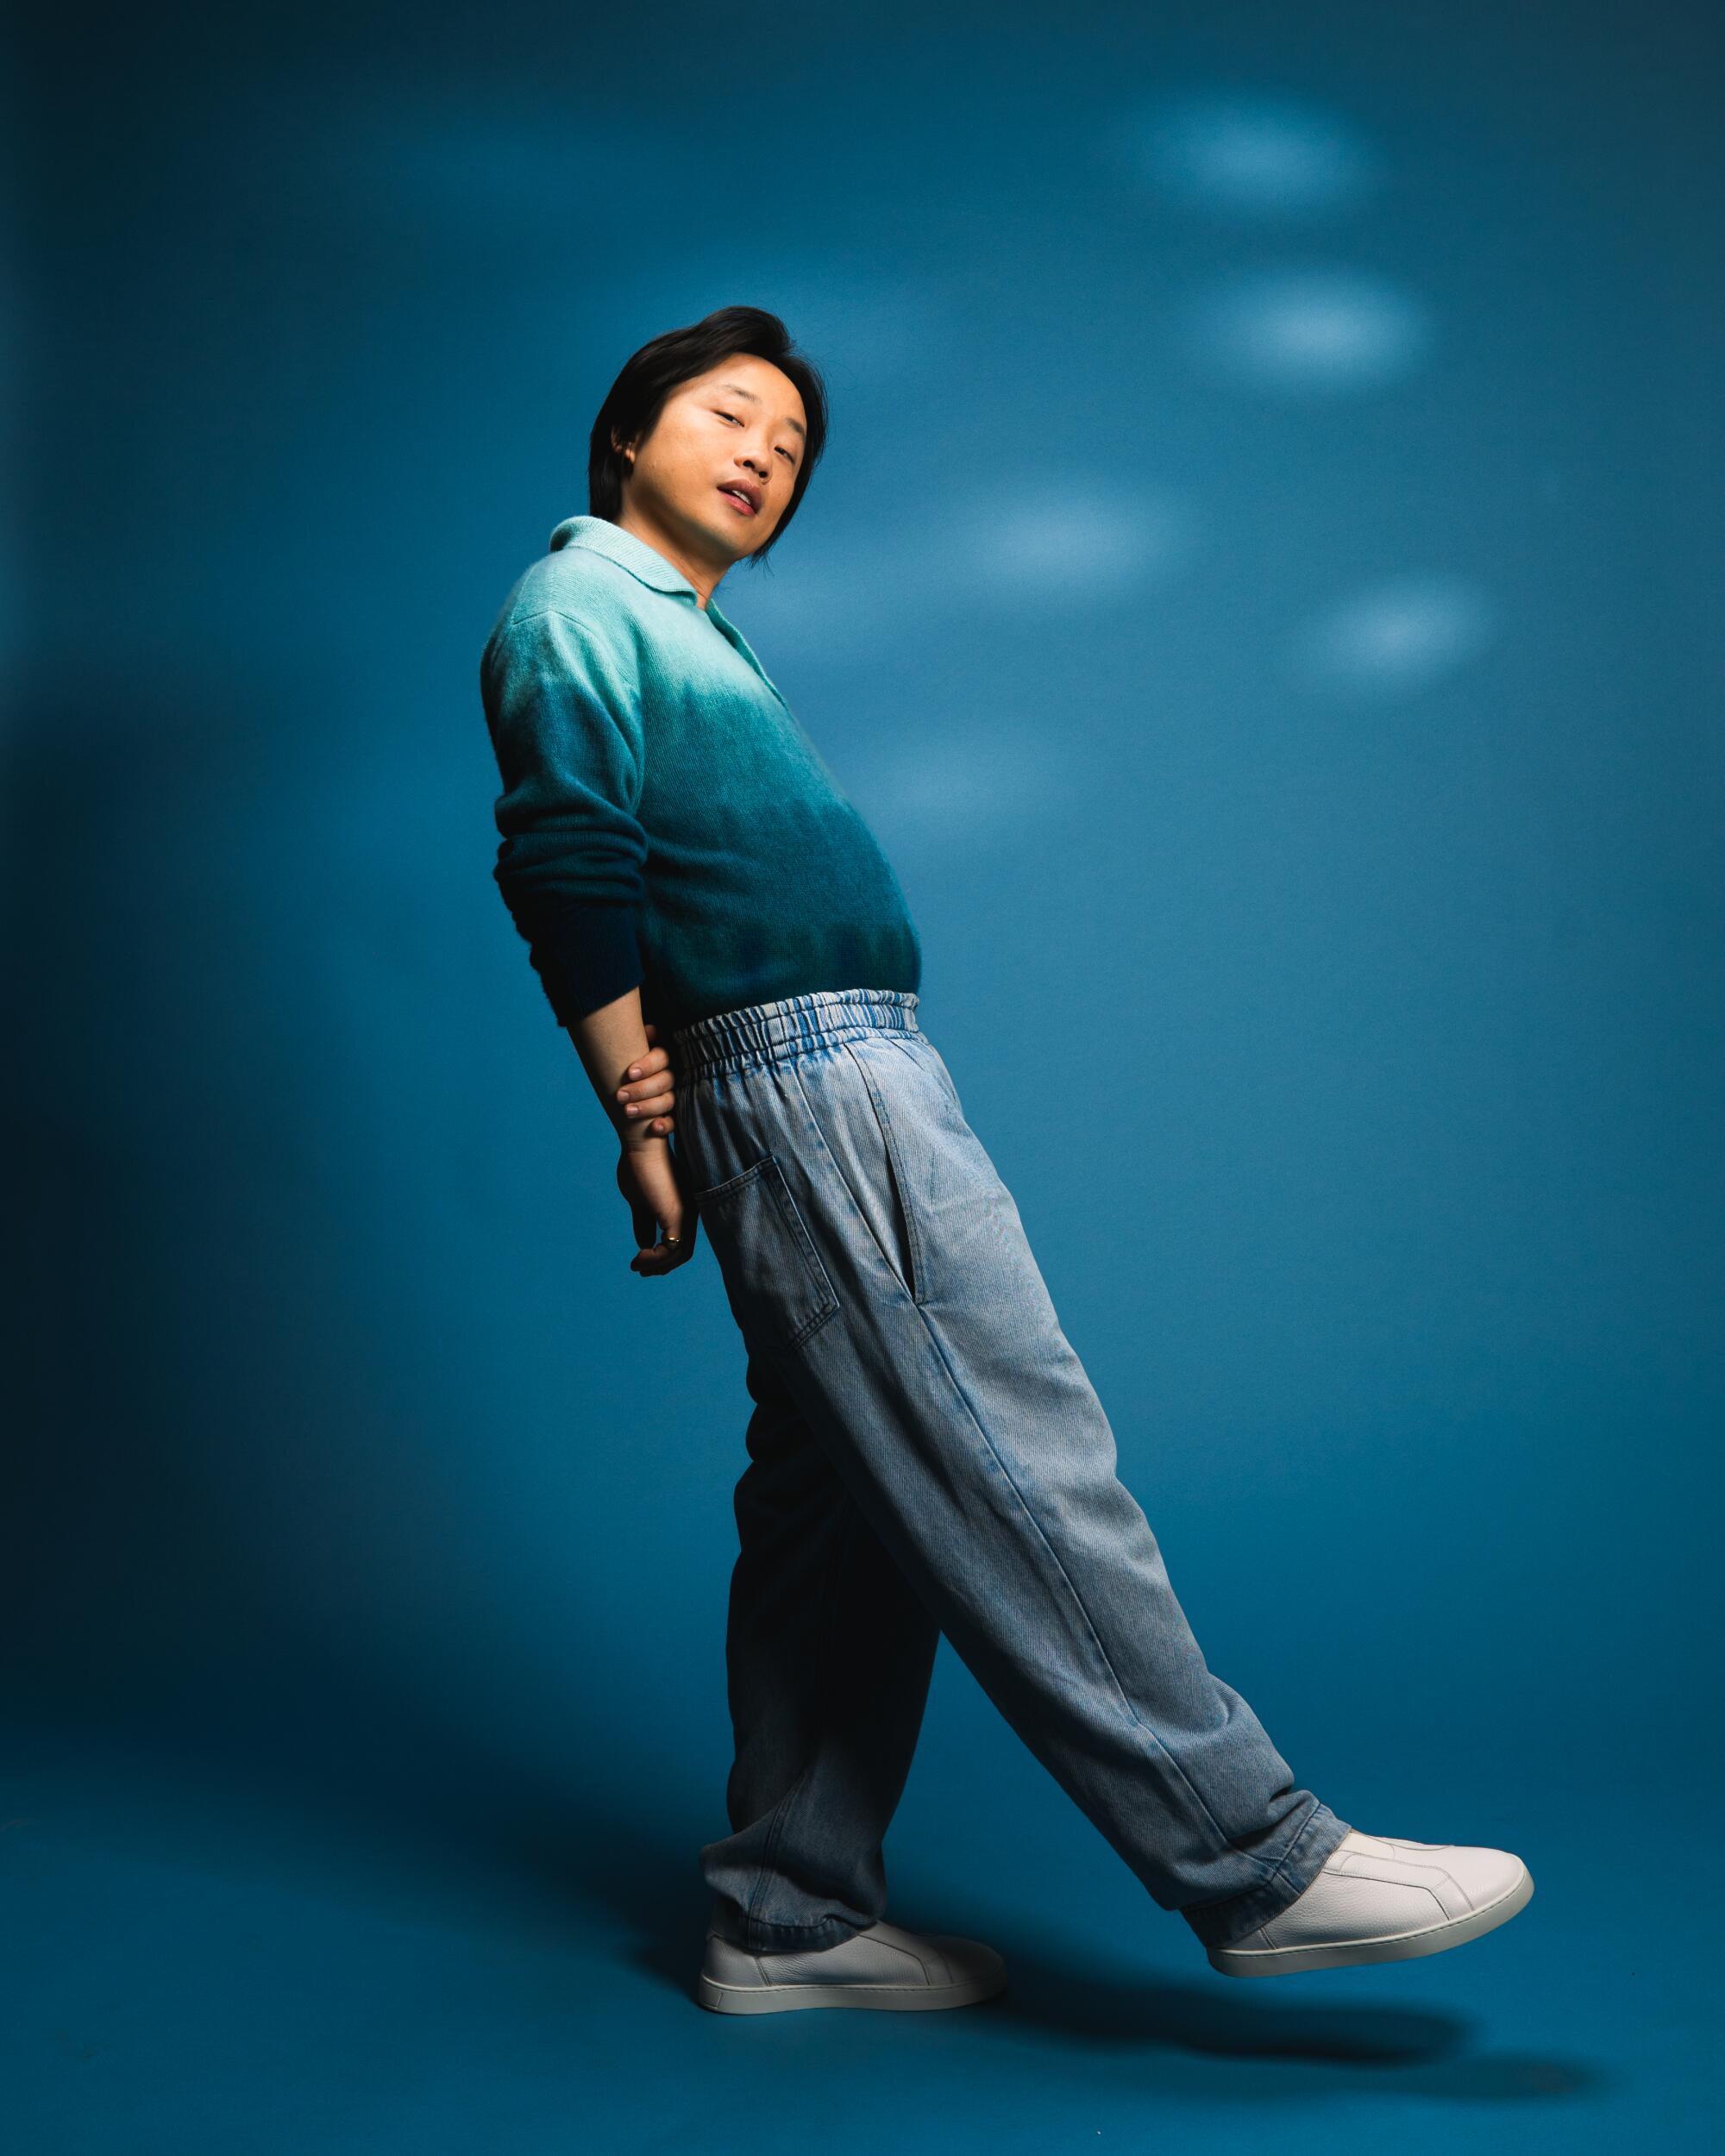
[839,1039,926,1306]
[693,1152,841,1351]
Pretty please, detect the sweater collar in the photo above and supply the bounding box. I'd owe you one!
[547,511,768,678]
[549,513,725,609]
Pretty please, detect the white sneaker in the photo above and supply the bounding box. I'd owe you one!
[696,1917,1008,2015]
[1207,1829,1534,1977]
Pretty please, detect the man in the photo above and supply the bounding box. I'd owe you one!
[480,307,1534,2014]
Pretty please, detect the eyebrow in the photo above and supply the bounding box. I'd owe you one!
[714,380,806,442]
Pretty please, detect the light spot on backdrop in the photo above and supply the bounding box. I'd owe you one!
[936,482,1189,605]
[837,717,1089,860]
[1182,266,1430,393]
[733,482,1195,655]
[1289,572,1497,699]
[1109,88,1383,218]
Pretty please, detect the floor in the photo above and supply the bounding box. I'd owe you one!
[4,1669,1707,2156]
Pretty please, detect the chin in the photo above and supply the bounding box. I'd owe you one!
[693,509,751,553]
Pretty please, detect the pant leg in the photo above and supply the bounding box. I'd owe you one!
[699,1342,942,1952]
[681,1017,1351,1952]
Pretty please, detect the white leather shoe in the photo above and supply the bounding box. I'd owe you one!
[696,1917,1008,2015]
[1207,1829,1534,1977]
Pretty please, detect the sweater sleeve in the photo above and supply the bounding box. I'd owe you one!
[480,606,649,1027]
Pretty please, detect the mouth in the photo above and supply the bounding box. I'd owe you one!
[716,481,761,517]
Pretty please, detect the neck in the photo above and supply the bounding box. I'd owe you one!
[614,505,724,610]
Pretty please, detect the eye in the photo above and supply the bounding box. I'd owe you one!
[718,405,795,467]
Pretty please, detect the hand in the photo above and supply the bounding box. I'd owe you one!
[617,1133,698,1276]
[614,1022,677,1137]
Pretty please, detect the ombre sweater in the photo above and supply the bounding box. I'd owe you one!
[479,514,923,1039]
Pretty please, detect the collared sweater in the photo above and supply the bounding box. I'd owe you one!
[479,515,923,1039]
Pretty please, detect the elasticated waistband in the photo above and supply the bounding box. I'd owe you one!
[669,987,920,1081]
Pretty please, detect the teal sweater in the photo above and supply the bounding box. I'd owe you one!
[480,515,923,1038]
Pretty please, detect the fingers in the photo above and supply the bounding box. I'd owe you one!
[616,1044,676,1129]
[627,1188,694,1275]
[629,1219,696,1275]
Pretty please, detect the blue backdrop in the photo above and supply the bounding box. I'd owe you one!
[7,2,1720,2150]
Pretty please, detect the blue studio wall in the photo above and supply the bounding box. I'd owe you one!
[6,3,1721,2151]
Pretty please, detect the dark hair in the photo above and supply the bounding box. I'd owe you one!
[586,306,829,568]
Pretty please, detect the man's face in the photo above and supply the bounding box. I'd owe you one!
[616,355,806,560]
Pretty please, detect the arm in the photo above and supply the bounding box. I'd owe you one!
[480,606,693,1273]
[484,605,649,1025]
[567,988,693,1276]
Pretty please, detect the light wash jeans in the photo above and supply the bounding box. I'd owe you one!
[668,987,1351,1954]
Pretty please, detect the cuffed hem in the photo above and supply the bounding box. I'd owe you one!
[707,1896,867,1955]
[1178,1800,1354,1951]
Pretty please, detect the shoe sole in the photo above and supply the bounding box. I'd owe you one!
[696,1966,1007,2015]
[1207,1859,1534,1977]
